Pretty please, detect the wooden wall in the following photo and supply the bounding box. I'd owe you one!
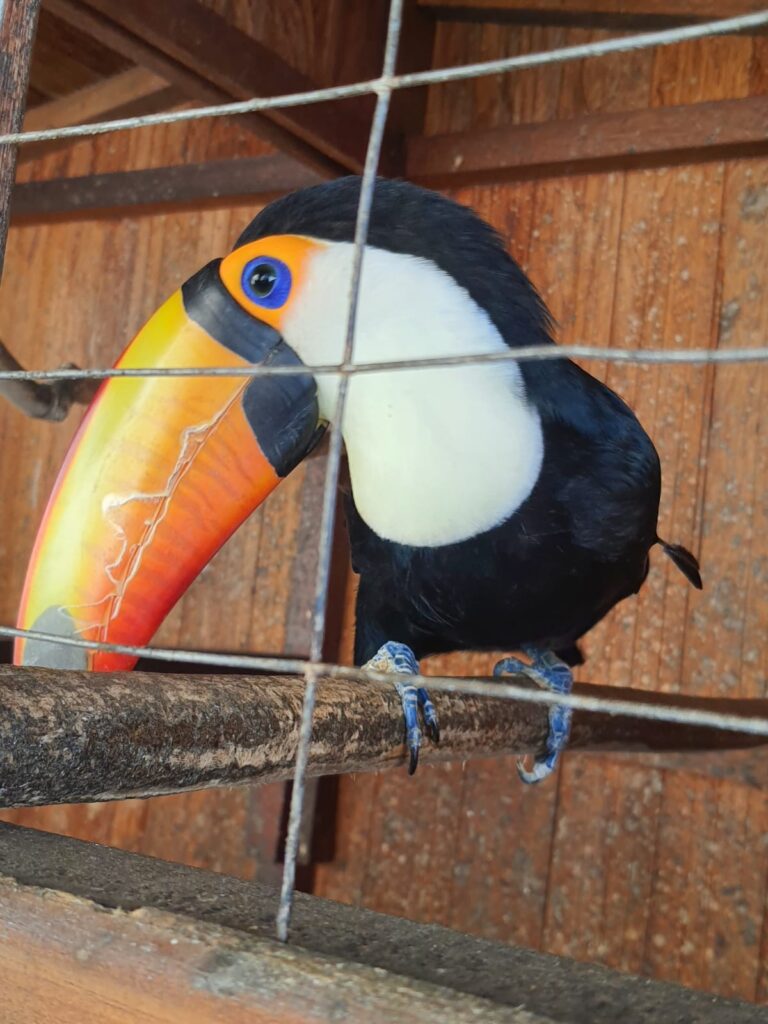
[1,10,767,1006]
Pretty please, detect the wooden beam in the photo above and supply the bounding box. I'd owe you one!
[0,823,764,1024]
[44,0,379,177]
[419,0,768,29]
[407,95,768,185]
[18,89,767,222]
[23,66,171,131]
[18,66,181,164]
[9,154,323,221]
[0,877,526,1024]
[1,663,765,808]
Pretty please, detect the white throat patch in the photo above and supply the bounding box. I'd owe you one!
[282,241,544,548]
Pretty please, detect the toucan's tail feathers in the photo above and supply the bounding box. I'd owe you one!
[658,538,703,590]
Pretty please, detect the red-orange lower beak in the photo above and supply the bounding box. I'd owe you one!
[15,265,319,670]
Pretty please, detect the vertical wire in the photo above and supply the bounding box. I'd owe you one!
[275,0,405,942]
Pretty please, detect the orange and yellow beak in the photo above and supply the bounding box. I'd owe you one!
[14,257,321,670]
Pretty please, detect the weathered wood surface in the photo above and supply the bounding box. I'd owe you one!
[1,663,765,808]
[1,822,766,1024]
[45,0,374,176]
[0,0,40,279]
[11,155,324,220]
[13,94,768,218]
[23,67,172,133]
[19,67,181,166]
[25,5,130,106]
[1,880,536,1024]
[408,95,768,184]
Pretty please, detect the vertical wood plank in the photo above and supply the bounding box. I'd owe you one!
[0,0,41,277]
[682,157,768,702]
[643,773,768,1000]
[543,759,664,973]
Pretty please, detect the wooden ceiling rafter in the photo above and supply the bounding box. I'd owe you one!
[408,94,768,185]
[41,0,386,178]
[18,66,182,165]
[12,93,768,219]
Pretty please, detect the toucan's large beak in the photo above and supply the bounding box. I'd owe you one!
[15,261,320,670]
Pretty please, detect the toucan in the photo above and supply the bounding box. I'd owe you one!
[14,177,702,783]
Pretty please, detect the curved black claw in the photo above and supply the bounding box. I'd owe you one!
[417,687,440,744]
[494,647,573,784]
[424,720,441,745]
[397,680,422,774]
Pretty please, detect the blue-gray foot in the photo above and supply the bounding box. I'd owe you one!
[494,646,573,784]
[364,641,439,774]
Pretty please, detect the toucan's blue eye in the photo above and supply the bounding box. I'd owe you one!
[241,257,291,309]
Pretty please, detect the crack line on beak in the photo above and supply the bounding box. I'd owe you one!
[71,384,249,642]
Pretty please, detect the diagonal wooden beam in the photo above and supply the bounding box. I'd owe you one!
[407,94,768,185]
[23,66,172,132]
[19,67,181,167]
[44,0,381,177]
[19,66,181,164]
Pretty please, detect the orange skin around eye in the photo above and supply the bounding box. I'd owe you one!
[219,235,325,330]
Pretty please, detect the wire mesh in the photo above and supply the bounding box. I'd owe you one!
[2,2,768,941]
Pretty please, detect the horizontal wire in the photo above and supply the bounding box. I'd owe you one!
[0,10,766,148]
[4,623,768,738]
[1,343,767,387]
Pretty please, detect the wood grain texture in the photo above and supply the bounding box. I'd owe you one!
[0,0,41,279]
[6,664,762,809]
[46,0,376,176]
[1,878,539,1024]
[408,96,768,184]
[6,822,766,1024]
[26,5,129,103]
[11,155,324,220]
[19,67,181,167]
[424,20,761,137]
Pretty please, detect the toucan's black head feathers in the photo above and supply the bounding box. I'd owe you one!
[237,177,554,349]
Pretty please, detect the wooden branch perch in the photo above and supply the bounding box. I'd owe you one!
[0,339,100,421]
[1,664,765,808]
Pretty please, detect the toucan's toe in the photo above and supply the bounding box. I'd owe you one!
[494,647,573,785]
